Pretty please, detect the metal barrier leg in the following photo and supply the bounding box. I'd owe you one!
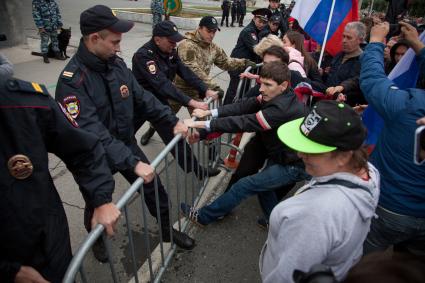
[175,143,182,232]
[139,183,154,282]
[124,204,139,283]
[102,234,119,283]
[79,264,88,283]
[153,174,165,266]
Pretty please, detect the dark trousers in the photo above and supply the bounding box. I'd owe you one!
[231,8,238,25]
[239,14,245,26]
[225,135,295,200]
[224,70,241,105]
[221,10,230,26]
[155,121,201,176]
[27,212,73,283]
[84,142,171,233]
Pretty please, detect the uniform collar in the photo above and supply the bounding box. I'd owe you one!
[148,39,174,59]
[77,39,115,72]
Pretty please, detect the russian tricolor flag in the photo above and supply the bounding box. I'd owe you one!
[363,31,425,152]
[291,0,358,56]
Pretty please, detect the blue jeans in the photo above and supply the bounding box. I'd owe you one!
[363,205,425,256]
[197,162,309,224]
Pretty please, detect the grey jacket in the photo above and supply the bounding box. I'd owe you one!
[259,163,380,283]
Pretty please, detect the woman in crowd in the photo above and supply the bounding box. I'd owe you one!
[259,100,380,283]
[283,30,326,92]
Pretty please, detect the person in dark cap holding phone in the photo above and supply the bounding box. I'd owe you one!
[132,20,219,146]
[225,8,272,104]
[55,5,195,262]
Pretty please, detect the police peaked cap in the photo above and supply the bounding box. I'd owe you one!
[80,5,134,35]
[252,8,272,22]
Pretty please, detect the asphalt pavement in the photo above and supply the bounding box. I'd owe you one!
[1,0,269,282]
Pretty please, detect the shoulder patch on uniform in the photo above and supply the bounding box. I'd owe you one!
[146,60,157,74]
[186,50,195,61]
[63,95,80,119]
[6,79,49,96]
[61,64,80,81]
[58,102,79,128]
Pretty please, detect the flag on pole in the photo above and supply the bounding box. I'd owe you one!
[362,31,425,152]
[290,0,359,56]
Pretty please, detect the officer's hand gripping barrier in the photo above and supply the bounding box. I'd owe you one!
[63,97,220,283]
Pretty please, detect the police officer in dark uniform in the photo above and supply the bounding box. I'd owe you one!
[230,0,240,27]
[0,77,120,283]
[238,0,247,27]
[55,5,195,261]
[268,0,289,37]
[225,8,271,105]
[259,15,281,39]
[132,20,218,146]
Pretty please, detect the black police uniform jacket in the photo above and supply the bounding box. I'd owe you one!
[269,7,289,37]
[230,20,262,63]
[210,90,307,165]
[132,39,208,106]
[0,78,115,282]
[55,41,179,173]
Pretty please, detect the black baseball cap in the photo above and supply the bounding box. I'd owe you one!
[199,16,221,31]
[252,8,272,22]
[80,5,134,35]
[153,20,185,42]
[278,101,366,153]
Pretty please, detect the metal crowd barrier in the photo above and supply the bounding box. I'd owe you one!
[63,65,263,283]
[63,97,222,283]
[223,63,263,146]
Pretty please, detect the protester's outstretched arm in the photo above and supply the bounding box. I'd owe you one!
[360,22,410,120]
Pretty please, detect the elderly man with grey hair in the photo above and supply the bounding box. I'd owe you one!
[324,21,367,106]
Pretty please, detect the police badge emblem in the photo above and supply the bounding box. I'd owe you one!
[8,154,34,180]
[120,85,129,99]
[58,102,79,128]
[251,33,257,41]
[63,95,80,119]
[146,61,157,74]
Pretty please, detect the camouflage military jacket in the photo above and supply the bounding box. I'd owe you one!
[176,30,246,94]
[151,0,165,14]
[32,0,63,31]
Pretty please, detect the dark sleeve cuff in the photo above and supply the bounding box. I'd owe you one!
[0,261,21,283]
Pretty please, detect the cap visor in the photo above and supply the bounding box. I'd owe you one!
[168,33,185,42]
[109,19,134,33]
[277,118,337,154]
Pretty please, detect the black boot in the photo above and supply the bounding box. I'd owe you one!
[54,51,66,60]
[43,54,50,64]
[162,227,195,250]
[140,126,156,145]
[92,238,108,263]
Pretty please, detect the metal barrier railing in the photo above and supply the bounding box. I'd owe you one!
[63,64,263,283]
[63,97,222,283]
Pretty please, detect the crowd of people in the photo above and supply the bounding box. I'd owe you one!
[1,0,425,282]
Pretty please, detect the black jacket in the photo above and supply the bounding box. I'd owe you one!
[210,91,307,164]
[269,7,289,37]
[325,51,366,106]
[0,78,114,282]
[230,21,262,62]
[55,41,179,173]
[132,39,207,106]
